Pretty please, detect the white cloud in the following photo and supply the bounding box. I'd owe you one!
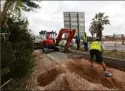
[24,1,125,36]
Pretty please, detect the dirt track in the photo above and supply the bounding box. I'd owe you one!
[24,50,125,90]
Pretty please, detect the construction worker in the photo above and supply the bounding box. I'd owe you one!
[89,37,112,77]
[83,32,88,51]
[75,36,80,50]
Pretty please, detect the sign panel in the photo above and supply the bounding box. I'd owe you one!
[63,12,85,38]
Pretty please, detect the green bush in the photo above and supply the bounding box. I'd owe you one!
[1,18,34,85]
[1,41,14,82]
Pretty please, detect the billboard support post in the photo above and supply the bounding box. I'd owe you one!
[77,12,80,38]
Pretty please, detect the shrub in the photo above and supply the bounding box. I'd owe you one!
[1,17,34,85]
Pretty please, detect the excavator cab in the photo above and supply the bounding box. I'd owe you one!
[56,28,76,52]
[41,32,59,53]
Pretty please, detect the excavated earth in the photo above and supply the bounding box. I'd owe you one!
[24,50,125,90]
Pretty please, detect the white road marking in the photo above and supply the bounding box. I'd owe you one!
[47,54,59,62]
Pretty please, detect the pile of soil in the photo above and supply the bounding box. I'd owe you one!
[42,72,110,90]
[25,50,125,90]
[66,58,125,90]
[22,50,58,90]
[37,67,110,90]
[37,65,65,87]
[37,58,125,90]
[37,62,111,90]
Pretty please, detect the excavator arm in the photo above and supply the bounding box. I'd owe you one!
[56,29,76,51]
[65,29,76,49]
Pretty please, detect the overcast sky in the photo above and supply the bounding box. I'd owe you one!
[23,1,125,36]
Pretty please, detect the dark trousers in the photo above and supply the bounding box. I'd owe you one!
[76,42,80,50]
[84,43,88,51]
[90,49,103,63]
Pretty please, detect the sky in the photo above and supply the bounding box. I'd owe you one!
[23,1,125,36]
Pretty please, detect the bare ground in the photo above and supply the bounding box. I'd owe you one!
[22,50,125,90]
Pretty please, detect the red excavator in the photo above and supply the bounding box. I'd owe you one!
[41,28,76,53]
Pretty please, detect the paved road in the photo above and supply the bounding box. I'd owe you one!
[80,42,125,51]
[75,41,125,51]
[47,52,68,62]
[60,40,125,51]
[103,42,125,51]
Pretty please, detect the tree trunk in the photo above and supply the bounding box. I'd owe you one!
[96,31,102,41]
[96,24,102,41]
[1,0,16,29]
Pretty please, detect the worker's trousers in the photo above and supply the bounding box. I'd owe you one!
[76,42,80,50]
[84,43,88,51]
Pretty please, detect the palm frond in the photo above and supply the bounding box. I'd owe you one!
[103,16,108,19]
[26,1,40,9]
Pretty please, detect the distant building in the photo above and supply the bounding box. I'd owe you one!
[104,34,125,41]
[63,12,85,38]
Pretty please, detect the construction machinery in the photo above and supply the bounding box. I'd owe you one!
[41,28,76,53]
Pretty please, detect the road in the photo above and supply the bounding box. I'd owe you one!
[61,40,125,51]
[103,42,125,51]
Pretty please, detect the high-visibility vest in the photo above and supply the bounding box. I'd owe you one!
[89,41,102,52]
[83,35,88,43]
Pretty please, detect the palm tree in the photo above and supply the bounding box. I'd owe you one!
[39,30,46,39]
[39,30,44,38]
[1,0,41,30]
[89,12,110,40]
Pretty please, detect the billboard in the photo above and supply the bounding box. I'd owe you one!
[63,12,85,38]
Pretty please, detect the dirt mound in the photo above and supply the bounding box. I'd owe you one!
[35,51,125,90]
[44,73,70,90]
[66,59,125,90]
[37,62,111,90]
[39,72,110,90]
[37,58,125,90]
[65,72,110,90]
[37,68,58,86]
[37,64,66,86]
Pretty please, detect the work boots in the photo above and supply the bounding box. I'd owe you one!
[90,65,112,77]
[104,72,112,77]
